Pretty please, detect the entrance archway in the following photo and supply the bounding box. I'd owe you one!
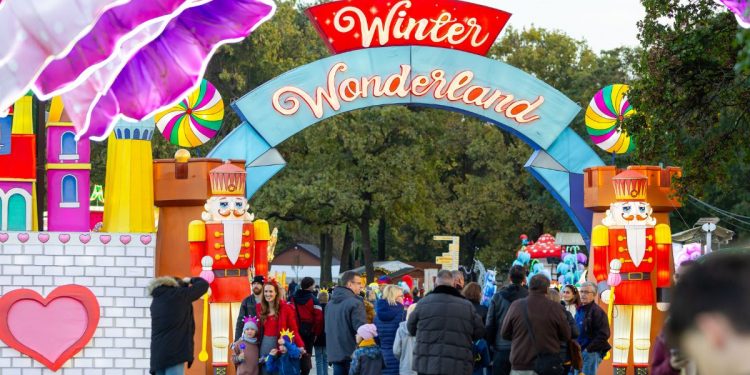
[209,2,605,241]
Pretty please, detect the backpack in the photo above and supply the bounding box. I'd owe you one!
[293,297,318,341]
[312,305,324,336]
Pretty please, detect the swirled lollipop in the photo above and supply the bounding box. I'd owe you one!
[585,84,635,154]
[155,79,224,147]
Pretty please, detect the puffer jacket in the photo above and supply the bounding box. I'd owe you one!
[407,285,485,375]
[149,277,208,374]
[374,299,404,375]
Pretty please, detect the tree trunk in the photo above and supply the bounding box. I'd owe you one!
[340,224,353,272]
[377,217,386,261]
[359,212,374,285]
[34,98,46,231]
[320,231,333,286]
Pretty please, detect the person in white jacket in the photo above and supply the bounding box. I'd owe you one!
[393,303,417,375]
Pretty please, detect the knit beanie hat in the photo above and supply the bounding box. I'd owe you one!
[357,324,378,340]
[241,316,259,344]
[301,277,315,290]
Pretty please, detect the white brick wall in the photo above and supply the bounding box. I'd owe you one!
[0,232,156,373]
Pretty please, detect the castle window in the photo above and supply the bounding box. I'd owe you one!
[134,129,140,139]
[59,131,79,160]
[60,175,80,208]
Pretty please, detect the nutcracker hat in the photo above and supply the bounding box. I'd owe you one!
[209,161,246,196]
[612,170,648,201]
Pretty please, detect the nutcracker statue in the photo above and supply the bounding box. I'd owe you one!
[591,170,672,375]
[188,162,272,375]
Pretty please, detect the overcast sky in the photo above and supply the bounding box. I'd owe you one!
[461,0,646,52]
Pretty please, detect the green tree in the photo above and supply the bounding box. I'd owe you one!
[628,0,750,235]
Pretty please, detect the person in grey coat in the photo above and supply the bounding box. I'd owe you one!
[407,270,485,375]
[325,271,367,375]
[393,304,418,375]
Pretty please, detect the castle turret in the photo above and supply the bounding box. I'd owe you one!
[103,118,156,232]
[46,97,91,231]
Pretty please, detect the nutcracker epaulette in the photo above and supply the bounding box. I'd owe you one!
[254,219,270,240]
[189,220,206,241]
[592,225,609,247]
[655,223,672,244]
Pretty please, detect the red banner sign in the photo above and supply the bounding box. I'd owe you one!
[305,0,512,56]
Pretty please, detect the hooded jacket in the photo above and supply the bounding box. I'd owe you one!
[324,286,367,362]
[374,299,405,375]
[407,285,485,375]
[393,321,417,375]
[485,283,529,351]
[149,276,208,374]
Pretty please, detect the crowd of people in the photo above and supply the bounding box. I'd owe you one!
[148,252,750,375]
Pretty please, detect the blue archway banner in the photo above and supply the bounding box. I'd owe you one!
[209,46,603,240]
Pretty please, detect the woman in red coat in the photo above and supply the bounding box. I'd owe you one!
[257,280,306,374]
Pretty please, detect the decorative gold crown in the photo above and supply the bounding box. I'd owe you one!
[612,170,648,201]
[209,162,246,196]
[319,288,329,294]
[279,328,295,343]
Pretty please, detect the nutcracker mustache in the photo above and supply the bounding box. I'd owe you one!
[621,214,649,222]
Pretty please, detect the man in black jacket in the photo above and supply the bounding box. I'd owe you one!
[293,276,320,375]
[149,276,209,375]
[325,271,367,375]
[234,275,264,340]
[485,265,528,375]
[408,269,485,375]
[577,281,611,375]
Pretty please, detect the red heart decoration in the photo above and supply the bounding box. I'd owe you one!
[0,285,100,371]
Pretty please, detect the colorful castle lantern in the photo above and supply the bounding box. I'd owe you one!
[46,97,91,231]
[103,118,156,232]
[0,93,38,231]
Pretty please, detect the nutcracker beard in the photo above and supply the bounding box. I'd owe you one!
[222,219,243,265]
[625,226,647,267]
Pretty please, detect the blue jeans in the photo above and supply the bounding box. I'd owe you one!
[315,346,328,375]
[332,360,350,375]
[155,363,184,375]
[581,350,602,375]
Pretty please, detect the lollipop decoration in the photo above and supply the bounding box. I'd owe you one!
[155,79,224,147]
[585,84,636,155]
